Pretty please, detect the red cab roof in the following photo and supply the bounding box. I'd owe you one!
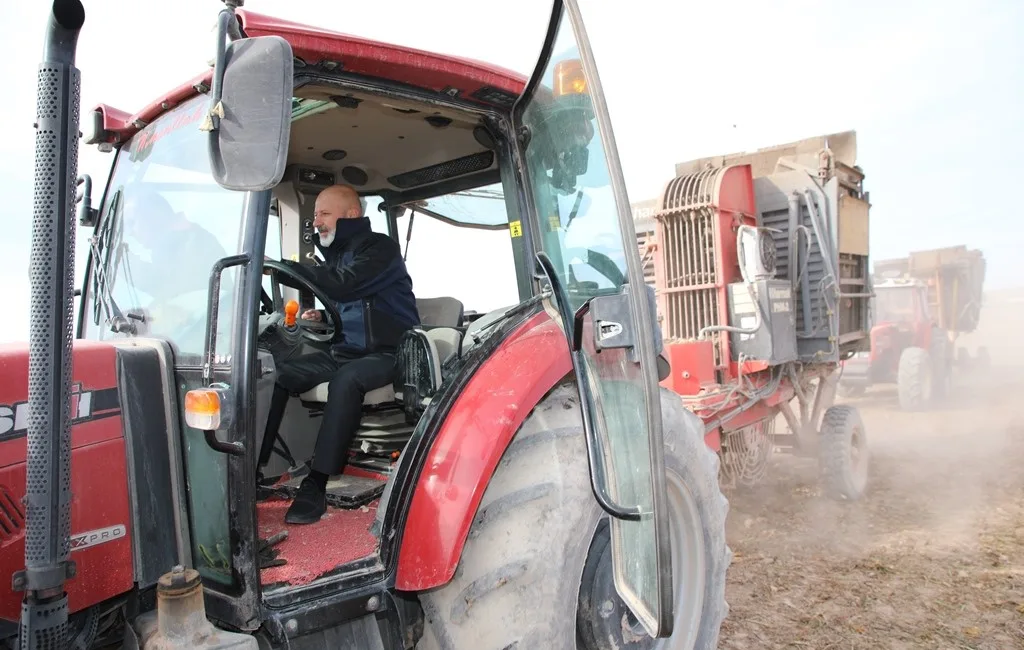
[91,9,529,144]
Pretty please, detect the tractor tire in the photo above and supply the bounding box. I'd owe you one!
[416,381,730,650]
[897,346,932,411]
[818,404,869,501]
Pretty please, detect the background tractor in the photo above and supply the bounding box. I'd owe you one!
[1,1,731,649]
[839,246,987,409]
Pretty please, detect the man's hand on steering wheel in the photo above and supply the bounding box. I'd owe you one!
[261,259,343,344]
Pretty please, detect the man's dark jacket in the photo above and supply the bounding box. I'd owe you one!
[281,218,420,355]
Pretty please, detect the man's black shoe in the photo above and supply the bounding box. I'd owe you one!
[285,477,327,524]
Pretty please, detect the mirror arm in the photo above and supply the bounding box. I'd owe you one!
[75,174,97,226]
[205,9,242,133]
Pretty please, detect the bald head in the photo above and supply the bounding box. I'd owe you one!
[313,184,366,247]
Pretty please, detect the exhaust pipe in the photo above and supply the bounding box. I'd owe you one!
[18,1,86,648]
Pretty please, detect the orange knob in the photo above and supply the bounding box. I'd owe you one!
[284,300,299,327]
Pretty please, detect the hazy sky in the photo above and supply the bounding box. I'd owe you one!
[0,0,1020,343]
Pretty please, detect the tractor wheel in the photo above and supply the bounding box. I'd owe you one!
[817,404,869,501]
[416,381,730,650]
[897,346,932,411]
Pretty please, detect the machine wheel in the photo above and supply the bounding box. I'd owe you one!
[416,381,730,650]
[818,404,869,501]
[897,346,932,411]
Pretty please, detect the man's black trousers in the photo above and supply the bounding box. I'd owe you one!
[259,348,396,476]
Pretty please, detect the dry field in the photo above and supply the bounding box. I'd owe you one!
[718,288,1024,649]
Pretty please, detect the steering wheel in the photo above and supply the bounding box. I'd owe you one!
[261,260,343,344]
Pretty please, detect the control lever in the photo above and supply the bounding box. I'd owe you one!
[283,299,299,332]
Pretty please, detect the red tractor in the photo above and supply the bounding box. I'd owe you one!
[635,132,875,496]
[2,1,732,648]
[839,246,987,410]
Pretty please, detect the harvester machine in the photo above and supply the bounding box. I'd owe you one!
[635,131,873,496]
[840,245,987,408]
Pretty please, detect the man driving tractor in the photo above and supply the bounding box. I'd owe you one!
[260,184,420,524]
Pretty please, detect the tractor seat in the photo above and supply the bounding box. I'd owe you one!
[297,296,464,408]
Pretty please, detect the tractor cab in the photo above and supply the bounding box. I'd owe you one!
[47,1,685,646]
[872,280,931,327]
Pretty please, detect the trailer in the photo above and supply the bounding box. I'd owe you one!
[840,246,988,408]
[636,131,873,494]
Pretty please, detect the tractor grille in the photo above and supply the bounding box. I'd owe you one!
[655,168,723,348]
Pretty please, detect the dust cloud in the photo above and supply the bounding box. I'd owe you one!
[718,287,1024,649]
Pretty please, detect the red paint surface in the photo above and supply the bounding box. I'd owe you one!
[0,341,123,469]
[0,340,132,622]
[660,340,716,396]
[703,428,722,451]
[88,10,528,147]
[257,498,379,587]
[396,311,572,591]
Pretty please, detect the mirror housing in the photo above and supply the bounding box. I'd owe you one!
[206,34,294,191]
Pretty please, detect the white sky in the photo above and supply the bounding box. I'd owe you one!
[0,0,1021,342]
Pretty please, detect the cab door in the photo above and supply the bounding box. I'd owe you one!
[512,0,674,638]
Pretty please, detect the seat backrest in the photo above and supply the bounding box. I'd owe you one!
[416,296,465,328]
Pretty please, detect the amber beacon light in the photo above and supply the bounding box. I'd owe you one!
[553,58,587,97]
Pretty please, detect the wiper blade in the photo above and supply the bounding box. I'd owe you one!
[88,236,137,334]
[88,188,142,334]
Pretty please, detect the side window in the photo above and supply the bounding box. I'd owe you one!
[918,287,932,320]
[394,183,520,316]
[365,195,389,234]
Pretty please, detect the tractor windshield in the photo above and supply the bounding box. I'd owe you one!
[84,94,247,363]
[873,286,917,323]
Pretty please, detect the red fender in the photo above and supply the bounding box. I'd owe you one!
[395,311,572,591]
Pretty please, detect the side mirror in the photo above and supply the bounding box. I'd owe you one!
[76,174,97,227]
[206,30,294,191]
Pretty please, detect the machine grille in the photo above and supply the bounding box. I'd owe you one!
[654,168,723,349]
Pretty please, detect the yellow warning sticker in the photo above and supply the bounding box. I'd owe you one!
[548,215,561,231]
[509,220,523,238]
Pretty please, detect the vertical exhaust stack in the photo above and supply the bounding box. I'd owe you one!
[18,1,86,649]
